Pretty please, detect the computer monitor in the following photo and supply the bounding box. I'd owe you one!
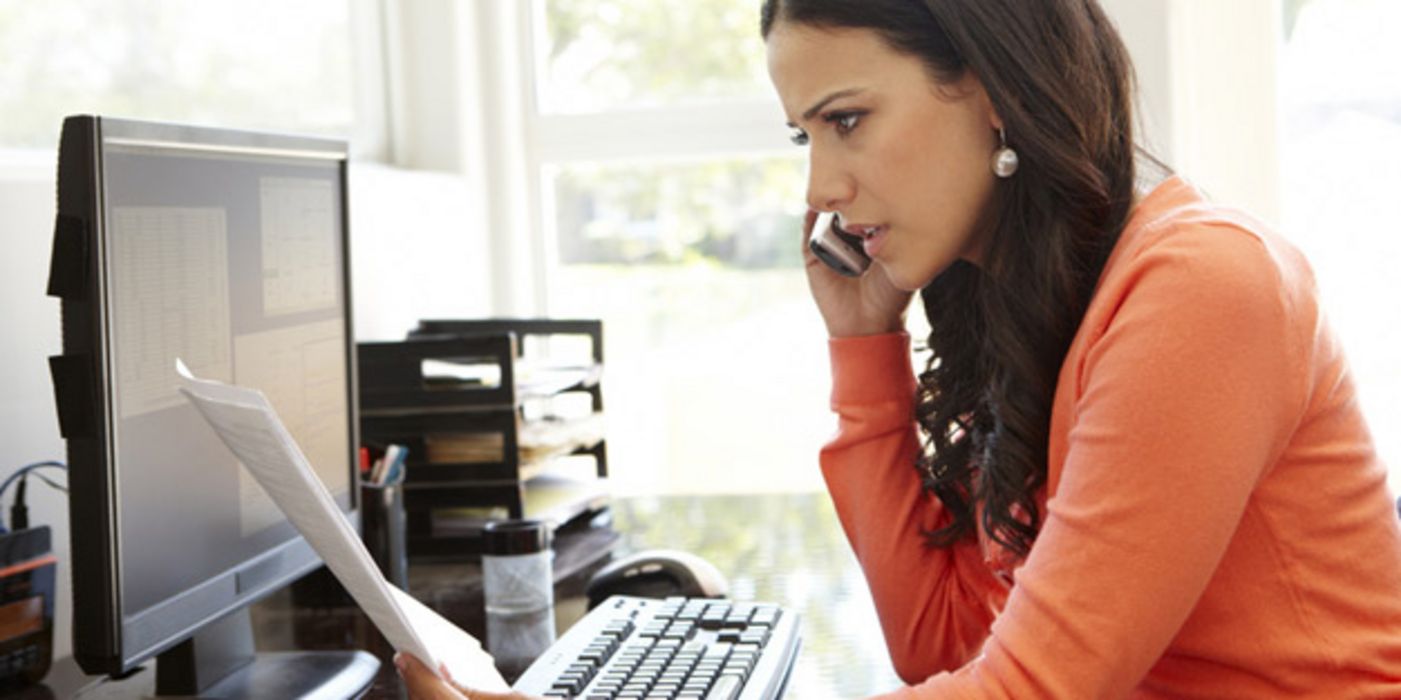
[47,116,377,696]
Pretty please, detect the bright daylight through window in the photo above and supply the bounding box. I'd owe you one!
[1280,0,1401,490]
[533,0,831,495]
[0,0,354,148]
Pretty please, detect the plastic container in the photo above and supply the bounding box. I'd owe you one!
[482,519,555,675]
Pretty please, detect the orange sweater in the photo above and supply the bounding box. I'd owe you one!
[823,177,1401,698]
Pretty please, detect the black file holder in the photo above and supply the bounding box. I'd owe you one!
[357,319,610,561]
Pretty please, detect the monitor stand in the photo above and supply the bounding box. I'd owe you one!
[153,607,379,699]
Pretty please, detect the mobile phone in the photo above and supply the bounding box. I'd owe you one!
[808,211,872,277]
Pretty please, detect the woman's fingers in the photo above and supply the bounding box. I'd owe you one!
[395,653,540,700]
[436,662,529,700]
[396,653,467,700]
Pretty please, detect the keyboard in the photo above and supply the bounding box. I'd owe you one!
[513,596,801,699]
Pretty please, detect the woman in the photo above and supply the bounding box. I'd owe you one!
[401,1,1401,697]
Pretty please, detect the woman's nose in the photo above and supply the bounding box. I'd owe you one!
[805,148,854,213]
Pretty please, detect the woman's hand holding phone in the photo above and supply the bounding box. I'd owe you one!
[802,210,913,338]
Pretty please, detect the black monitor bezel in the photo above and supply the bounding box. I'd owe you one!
[51,115,360,676]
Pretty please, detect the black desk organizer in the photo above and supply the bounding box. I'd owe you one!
[358,319,610,561]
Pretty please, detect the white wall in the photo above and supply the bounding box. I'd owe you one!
[1103,0,1282,224]
[348,163,494,340]
[0,160,72,659]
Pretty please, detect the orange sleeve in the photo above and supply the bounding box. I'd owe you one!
[876,224,1309,698]
[822,332,1010,682]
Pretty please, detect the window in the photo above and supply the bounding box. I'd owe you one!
[534,0,772,113]
[1280,0,1401,488]
[525,0,832,495]
[0,0,364,150]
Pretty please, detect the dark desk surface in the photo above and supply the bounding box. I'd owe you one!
[38,493,902,699]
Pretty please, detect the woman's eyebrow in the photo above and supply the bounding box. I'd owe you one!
[786,88,868,127]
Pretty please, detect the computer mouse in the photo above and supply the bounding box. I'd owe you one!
[585,549,729,609]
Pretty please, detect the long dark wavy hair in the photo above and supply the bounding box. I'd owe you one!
[762,0,1142,558]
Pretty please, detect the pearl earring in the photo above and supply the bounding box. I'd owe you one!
[992,128,1019,178]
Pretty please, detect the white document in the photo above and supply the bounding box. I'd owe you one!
[175,359,509,692]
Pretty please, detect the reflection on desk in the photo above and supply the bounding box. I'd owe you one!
[30,493,902,699]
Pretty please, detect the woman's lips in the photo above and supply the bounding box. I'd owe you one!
[861,226,888,258]
[840,222,888,259]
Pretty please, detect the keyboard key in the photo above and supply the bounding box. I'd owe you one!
[551,679,582,695]
[557,674,588,690]
[691,666,719,679]
[720,616,749,630]
[640,622,670,638]
[604,619,636,634]
[699,608,729,629]
[664,621,698,640]
[705,674,743,700]
[750,607,781,627]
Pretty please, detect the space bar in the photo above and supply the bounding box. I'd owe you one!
[706,674,742,700]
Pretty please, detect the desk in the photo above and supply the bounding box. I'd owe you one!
[32,493,902,698]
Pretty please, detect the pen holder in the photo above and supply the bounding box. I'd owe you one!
[361,482,408,590]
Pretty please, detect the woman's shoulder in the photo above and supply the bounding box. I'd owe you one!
[1069,176,1325,391]
[1101,176,1317,309]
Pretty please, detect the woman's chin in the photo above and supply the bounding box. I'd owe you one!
[879,261,940,293]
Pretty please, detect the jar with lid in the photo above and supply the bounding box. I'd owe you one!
[481,519,555,676]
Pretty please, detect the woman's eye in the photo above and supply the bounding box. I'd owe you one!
[828,111,863,136]
[789,128,810,146]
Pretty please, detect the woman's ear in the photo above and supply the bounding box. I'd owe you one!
[983,85,1004,132]
[961,71,1004,133]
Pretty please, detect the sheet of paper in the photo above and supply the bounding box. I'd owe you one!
[389,586,505,687]
[175,359,508,692]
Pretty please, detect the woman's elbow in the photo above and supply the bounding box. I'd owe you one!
[888,642,974,686]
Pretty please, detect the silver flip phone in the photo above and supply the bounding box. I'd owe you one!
[808,211,872,277]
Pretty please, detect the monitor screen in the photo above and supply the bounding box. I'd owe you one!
[50,116,360,679]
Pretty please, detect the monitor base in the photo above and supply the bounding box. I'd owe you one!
[153,607,379,699]
[190,650,380,700]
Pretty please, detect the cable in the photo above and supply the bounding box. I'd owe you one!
[11,477,26,531]
[29,472,68,493]
[0,461,68,534]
